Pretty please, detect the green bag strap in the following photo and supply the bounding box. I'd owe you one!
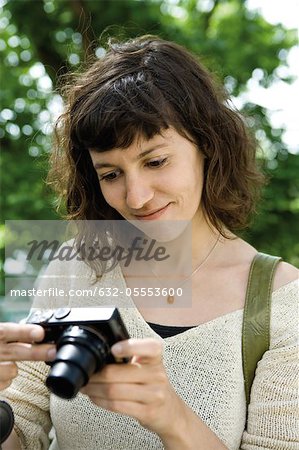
[242,252,282,410]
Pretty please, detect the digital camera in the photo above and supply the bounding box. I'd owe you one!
[25,307,130,399]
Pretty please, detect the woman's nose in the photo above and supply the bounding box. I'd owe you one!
[125,174,154,210]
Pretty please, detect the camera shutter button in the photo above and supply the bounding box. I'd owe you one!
[34,310,53,323]
[54,308,71,319]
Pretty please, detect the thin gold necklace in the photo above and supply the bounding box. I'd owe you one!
[149,233,221,304]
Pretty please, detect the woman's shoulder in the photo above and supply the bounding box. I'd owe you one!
[272,260,298,292]
[270,262,298,348]
[230,237,298,292]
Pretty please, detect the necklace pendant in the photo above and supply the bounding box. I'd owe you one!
[167,294,175,304]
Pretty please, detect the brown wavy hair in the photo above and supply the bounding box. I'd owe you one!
[49,35,264,234]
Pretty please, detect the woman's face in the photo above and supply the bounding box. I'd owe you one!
[89,128,205,231]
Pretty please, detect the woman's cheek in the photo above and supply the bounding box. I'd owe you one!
[101,184,123,210]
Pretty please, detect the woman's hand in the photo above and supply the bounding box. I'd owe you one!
[80,338,228,449]
[0,322,56,390]
[80,338,185,438]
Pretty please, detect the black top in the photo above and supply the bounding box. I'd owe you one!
[147,322,195,339]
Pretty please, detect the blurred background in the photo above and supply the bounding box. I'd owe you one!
[0,0,298,320]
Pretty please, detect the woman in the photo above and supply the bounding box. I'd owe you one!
[2,36,298,450]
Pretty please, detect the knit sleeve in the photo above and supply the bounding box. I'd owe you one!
[1,256,85,450]
[240,280,299,450]
[1,361,51,450]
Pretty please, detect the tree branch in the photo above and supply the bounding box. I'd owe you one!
[202,0,220,32]
[8,0,67,84]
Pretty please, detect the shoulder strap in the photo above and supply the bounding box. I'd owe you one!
[242,252,282,409]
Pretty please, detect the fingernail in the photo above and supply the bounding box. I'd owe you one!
[111,343,123,355]
[31,329,42,341]
[47,348,56,360]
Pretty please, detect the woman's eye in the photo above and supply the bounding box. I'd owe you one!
[99,158,167,182]
[147,157,168,168]
[99,170,120,182]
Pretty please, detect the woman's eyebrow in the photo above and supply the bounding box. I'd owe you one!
[93,143,168,169]
[94,162,116,169]
[137,143,168,159]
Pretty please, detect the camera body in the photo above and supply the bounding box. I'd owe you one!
[25,307,130,399]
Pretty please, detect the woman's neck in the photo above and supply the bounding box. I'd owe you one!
[122,214,222,282]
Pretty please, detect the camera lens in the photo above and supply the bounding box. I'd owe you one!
[46,326,109,399]
[46,345,95,399]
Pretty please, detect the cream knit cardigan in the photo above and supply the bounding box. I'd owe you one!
[2,257,298,450]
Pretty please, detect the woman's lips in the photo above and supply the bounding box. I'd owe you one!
[133,203,171,220]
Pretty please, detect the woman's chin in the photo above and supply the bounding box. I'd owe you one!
[129,219,191,243]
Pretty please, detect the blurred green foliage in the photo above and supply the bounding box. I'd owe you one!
[0,0,298,302]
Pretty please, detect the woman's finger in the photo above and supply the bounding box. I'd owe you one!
[0,362,18,382]
[0,342,56,362]
[0,323,45,343]
[111,338,164,364]
[82,382,155,403]
[82,360,166,387]
[0,362,18,391]
[0,379,13,390]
